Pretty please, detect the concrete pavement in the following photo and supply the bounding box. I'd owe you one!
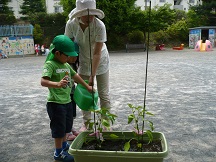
[0,49,215,162]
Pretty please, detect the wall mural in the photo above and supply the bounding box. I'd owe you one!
[0,36,35,56]
[189,29,201,49]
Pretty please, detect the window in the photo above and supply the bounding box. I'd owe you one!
[189,0,195,3]
[54,6,61,13]
[160,0,166,2]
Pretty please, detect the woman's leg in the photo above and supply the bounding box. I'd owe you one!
[96,71,111,110]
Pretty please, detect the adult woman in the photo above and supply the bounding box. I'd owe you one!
[64,0,111,132]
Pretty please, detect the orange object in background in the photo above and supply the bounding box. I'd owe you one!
[173,44,184,50]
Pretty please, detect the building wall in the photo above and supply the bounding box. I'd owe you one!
[9,0,203,19]
[45,0,63,14]
[135,0,202,12]
[8,0,24,19]
[0,36,35,56]
[8,0,63,18]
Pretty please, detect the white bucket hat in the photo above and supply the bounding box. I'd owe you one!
[69,0,104,19]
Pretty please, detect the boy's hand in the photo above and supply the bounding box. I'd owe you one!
[87,85,94,93]
[58,76,69,88]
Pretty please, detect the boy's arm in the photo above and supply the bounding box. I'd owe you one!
[41,76,68,88]
[72,74,93,92]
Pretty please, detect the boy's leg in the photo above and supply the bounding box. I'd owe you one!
[47,102,74,161]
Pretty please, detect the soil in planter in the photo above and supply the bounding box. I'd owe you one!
[81,139,162,152]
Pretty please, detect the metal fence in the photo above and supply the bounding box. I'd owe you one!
[0,24,33,37]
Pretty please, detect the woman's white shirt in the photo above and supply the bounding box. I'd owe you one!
[65,17,109,76]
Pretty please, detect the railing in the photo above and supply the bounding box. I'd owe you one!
[0,24,34,37]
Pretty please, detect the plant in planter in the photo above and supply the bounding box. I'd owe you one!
[84,108,118,149]
[124,103,155,151]
[68,104,168,162]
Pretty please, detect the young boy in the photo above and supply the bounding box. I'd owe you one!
[41,35,92,161]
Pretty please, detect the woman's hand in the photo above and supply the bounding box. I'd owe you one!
[88,75,95,86]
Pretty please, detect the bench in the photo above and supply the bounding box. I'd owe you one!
[125,43,146,53]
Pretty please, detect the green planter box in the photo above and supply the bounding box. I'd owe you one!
[69,131,168,162]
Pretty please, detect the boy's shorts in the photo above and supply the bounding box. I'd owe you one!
[46,102,73,138]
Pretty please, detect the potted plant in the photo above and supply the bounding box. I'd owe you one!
[68,104,168,162]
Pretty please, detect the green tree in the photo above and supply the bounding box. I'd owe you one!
[97,0,138,34]
[60,0,138,34]
[189,1,216,26]
[60,0,76,17]
[20,0,46,16]
[150,4,176,32]
[186,9,203,28]
[0,0,16,25]
[166,19,188,44]
[33,24,43,44]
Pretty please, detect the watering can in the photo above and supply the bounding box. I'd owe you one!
[73,80,98,111]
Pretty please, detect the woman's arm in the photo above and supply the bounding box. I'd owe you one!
[89,42,103,85]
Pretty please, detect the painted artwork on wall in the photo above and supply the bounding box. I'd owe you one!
[209,29,216,47]
[189,29,201,49]
[0,36,35,56]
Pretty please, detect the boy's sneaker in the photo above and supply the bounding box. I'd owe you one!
[54,150,74,162]
[63,143,70,152]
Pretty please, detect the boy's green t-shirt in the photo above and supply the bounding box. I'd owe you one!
[42,60,76,104]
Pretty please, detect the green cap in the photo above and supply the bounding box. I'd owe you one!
[45,35,78,62]
[52,35,78,56]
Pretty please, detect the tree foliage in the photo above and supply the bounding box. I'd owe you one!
[0,0,16,25]
[150,4,176,32]
[166,19,188,43]
[20,0,46,16]
[60,0,76,17]
[189,1,216,26]
[0,0,13,14]
[33,24,43,44]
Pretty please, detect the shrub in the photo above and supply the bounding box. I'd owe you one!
[127,30,145,44]
[33,24,43,45]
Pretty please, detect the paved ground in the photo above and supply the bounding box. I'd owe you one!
[0,48,215,162]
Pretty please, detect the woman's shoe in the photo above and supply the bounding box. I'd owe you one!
[79,125,87,132]
[71,128,79,136]
[66,132,77,141]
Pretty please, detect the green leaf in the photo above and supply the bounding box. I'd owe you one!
[137,143,142,148]
[109,134,119,139]
[146,130,153,143]
[102,119,110,127]
[146,111,154,116]
[124,141,130,151]
[148,121,154,131]
[128,114,134,124]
